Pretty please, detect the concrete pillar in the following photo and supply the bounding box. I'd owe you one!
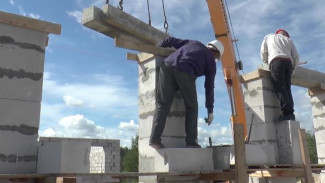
[242,73,280,163]
[310,87,325,165]
[242,69,300,183]
[0,12,60,173]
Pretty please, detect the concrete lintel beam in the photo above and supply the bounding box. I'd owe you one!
[241,66,325,89]
[82,5,169,45]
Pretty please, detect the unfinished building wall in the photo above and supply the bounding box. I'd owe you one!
[0,12,60,174]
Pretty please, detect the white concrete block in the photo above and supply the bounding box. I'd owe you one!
[155,148,213,172]
[0,23,48,47]
[313,116,325,130]
[243,83,279,108]
[316,143,325,159]
[0,44,45,73]
[315,129,325,144]
[0,98,40,127]
[0,77,43,102]
[37,140,91,173]
[247,122,277,142]
[245,105,281,124]
[139,116,186,139]
[275,120,302,164]
[230,144,277,165]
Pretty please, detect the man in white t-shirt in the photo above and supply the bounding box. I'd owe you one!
[260,29,299,121]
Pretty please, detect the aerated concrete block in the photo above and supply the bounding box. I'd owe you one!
[243,78,279,108]
[230,144,277,165]
[37,140,91,173]
[0,132,38,173]
[0,23,47,102]
[315,129,325,144]
[275,120,302,164]
[246,122,277,142]
[245,105,281,124]
[155,148,213,172]
[0,98,40,127]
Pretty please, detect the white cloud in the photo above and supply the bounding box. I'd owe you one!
[28,13,40,19]
[9,0,14,5]
[17,5,26,16]
[67,10,82,23]
[39,114,138,147]
[63,95,84,107]
[198,118,233,146]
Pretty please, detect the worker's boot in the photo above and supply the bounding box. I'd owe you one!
[149,142,165,149]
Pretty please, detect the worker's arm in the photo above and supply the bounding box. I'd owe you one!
[260,35,269,64]
[291,41,299,70]
[205,61,216,114]
[157,36,189,49]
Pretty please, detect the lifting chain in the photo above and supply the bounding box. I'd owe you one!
[161,0,168,33]
[146,0,152,25]
[118,0,124,10]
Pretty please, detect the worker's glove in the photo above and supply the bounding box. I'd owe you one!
[205,113,214,126]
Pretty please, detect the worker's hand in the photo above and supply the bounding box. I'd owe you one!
[205,113,214,126]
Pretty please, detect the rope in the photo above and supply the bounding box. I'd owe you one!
[161,0,168,33]
[146,0,152,25]
[118,0,123,10]
[224,0,243,72]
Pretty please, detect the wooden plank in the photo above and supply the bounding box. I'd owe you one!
[115,37,175,57]
[0,11,61,35]
[249,169,304,178]
[126,53,139,62]
[199,172,235,181]
[137,52,154,63]
[298,129,315,183]
[233,123,248,183]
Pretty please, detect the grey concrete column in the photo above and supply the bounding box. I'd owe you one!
[0,23,47,174]
[138,54,186,183]
[242,69,299,183]
[242,73,280,163]
[0,11,60,174]
[310,87,325,165]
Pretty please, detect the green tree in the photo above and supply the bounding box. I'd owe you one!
[306,131,318,164]
[120,134,139,183]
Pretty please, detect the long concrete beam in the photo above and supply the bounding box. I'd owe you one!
[82,5,169,45]
[241,64,325,89]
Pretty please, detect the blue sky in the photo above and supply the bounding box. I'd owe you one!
[1,0,325,147]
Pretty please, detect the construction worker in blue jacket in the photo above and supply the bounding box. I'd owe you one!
[149,36,224,149]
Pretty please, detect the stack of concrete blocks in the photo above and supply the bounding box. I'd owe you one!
[37,137,120,183]
[0,11,60,174]
[241,67,301,183]
[310,87,325,183]
[89,146,105,173]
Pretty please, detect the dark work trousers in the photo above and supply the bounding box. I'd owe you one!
[150,62,198,145]
[270,59,294,115]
